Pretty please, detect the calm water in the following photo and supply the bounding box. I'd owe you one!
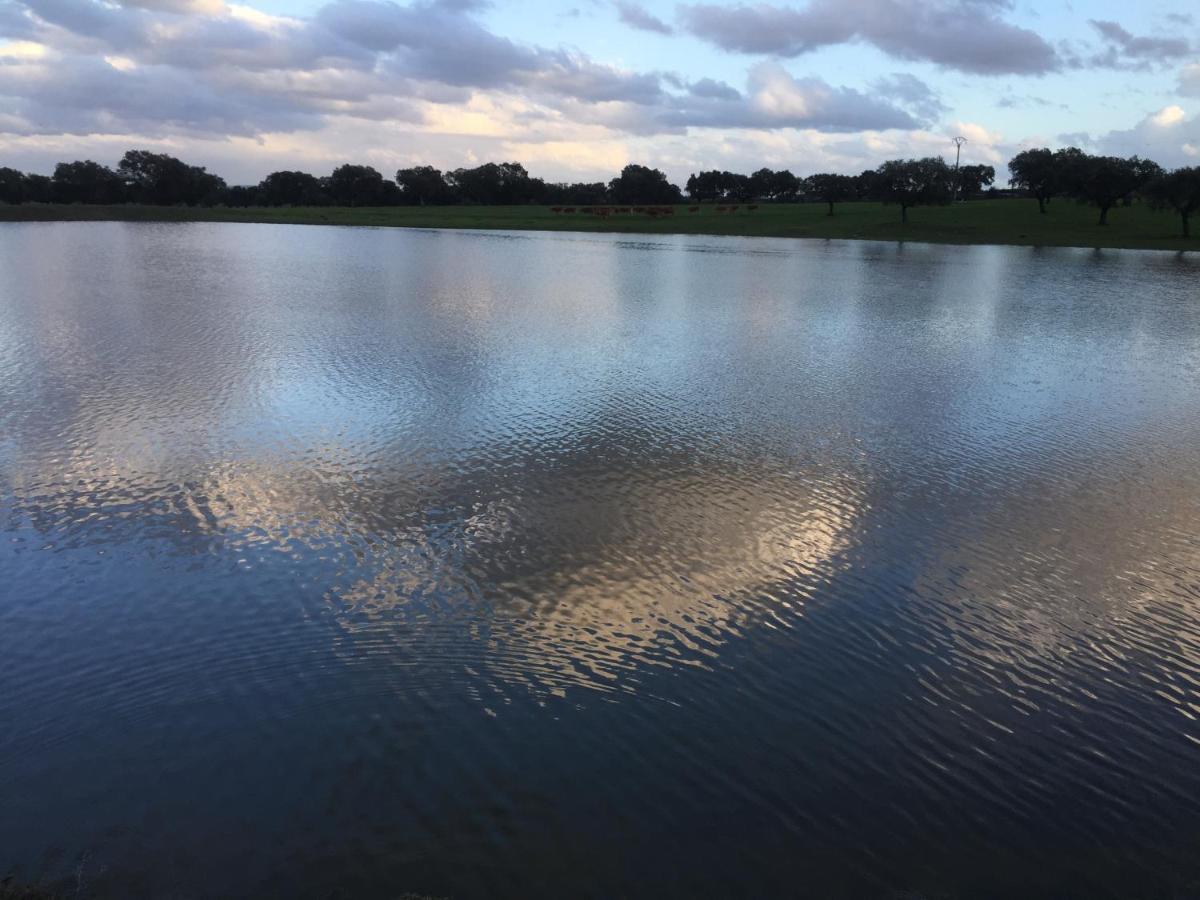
[2,223,1199,899]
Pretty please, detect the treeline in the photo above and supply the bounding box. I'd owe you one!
[1009,148,1200,235]
[1,147,1197,235]
[0,153,682,209]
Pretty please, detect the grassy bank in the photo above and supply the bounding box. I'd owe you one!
[2,199,1196,251]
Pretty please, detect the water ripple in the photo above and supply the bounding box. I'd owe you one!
[2,223,1200,898]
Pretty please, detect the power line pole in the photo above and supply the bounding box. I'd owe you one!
[952,136,967,201]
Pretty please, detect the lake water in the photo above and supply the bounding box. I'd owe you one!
[1,222,1199,899]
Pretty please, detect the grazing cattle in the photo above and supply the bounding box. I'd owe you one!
[562,207,576,213]
[689,206,700,212]
[716,206,727,213]
[551,206,562,213]
[633,206,645,213]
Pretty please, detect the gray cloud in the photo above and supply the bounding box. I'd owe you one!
[689,77,741,101]
[614,1,673,34]
[0,2,36,37]
[996,93,1066,111]
[676,0,1060,75]
[317,0,666,101]
[1084,19,1191,69]
[1,57,326,137]
[1,0,922,151]
[871,73,946,123]
[1181,65,1200,97]
[652,63,919,131]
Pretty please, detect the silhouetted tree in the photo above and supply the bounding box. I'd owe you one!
[258,170,327,206]
[957,164,995,198]
[0,167,28,204]
[23,173,52,203]
[875,158,955,222]
[767,169,801,202]
[52,160,125,204]
[686,170,723,202]
[747,168,776,201]
[1049,147,1091,208]
[609,164,682,205]
[118,150,224,205]
[686,169,749,202]
[1008,148,1057,213]
[548,182,609,205]
[223,185,261,207]
[1145,167,1200,238]
[395,166,452,205]
[1064,154,1161,225]
[854,169,882,201]
[446,162,540,205]
[325,164,397,206]
[723,172,753,202]
[805,173,855,215]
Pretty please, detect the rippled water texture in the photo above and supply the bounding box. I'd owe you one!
[2,223,1199,898]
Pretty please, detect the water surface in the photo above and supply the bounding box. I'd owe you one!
[2,223,1199,898]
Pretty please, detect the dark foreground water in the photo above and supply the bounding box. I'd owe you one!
[1,223,1199,899]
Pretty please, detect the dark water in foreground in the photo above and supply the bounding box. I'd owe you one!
[1,222,1199,899]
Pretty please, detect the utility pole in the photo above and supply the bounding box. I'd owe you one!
[952,136,967,201]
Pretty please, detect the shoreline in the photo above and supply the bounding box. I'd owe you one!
[1,199,1196,253]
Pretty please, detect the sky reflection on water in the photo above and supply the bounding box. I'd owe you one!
[1,223,1199,898]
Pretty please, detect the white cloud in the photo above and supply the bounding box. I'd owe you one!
[1095,105,1200,168]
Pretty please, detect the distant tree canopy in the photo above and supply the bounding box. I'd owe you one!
[396,166,454,206]
[1008,148,1057,213]
[1145,166,1200,237]
[1007,146,1166,225]
[1,146,1194,238]
[118,150,225,206]
[957,164,995,198]
[327,164,399,206]
[753,168,802,202]
[874,158,956,222]
[0,166,27,204]
[684,168,799,203]
[447,162,540,205]
[610,164,682,205]
[1064,155,1162,225]
[52,160,124,205]
[552,181,608,206]
[259,170,325,206]
[804,173,855,215]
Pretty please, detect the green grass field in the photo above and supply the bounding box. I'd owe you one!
[2,198,1195,251]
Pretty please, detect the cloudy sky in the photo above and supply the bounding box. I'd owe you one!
[1,0,1198,184]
